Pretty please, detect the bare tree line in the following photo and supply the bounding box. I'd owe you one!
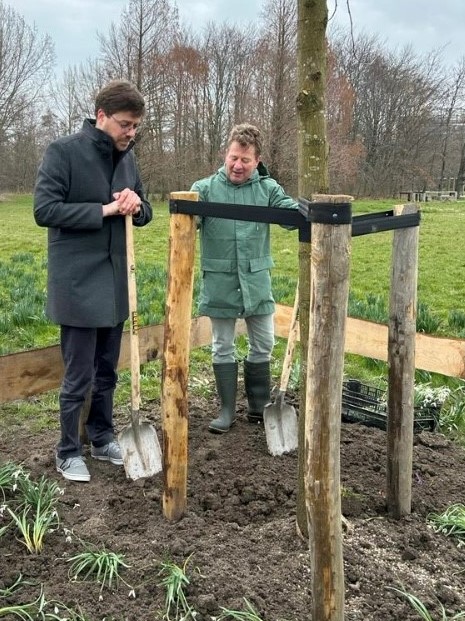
[2,0,465,198]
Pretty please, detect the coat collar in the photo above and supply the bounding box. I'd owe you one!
[81,118,135,156]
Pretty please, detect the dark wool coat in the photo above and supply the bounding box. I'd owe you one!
[34,119,152,328]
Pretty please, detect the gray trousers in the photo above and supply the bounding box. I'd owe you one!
[210,314,275,364]
[57,323,124,459]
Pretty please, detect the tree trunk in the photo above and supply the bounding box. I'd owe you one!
[295,0,329,540]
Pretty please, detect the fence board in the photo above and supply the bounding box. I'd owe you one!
[1,308,465,404]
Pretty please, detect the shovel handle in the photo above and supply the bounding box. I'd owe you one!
[279,282,299,392]
[126,214,141,416]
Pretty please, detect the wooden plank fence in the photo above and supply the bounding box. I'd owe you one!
[2,309,465,405]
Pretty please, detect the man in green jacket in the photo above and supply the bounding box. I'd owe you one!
[191,123,297,433]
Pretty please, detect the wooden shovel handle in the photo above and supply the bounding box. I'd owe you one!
[279,282,299,392]
[125,214,141,414]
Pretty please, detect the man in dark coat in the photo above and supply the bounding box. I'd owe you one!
[34,80,152,482]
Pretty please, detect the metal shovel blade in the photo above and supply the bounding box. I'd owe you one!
[118,415,162,480]
[263,392,298,456]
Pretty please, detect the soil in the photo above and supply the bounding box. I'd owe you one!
[1,385,465,621]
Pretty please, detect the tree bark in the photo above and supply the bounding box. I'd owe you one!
[295,0,329,541]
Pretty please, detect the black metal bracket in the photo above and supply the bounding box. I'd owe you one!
[298,197,421,241]
[169,198,420,242]
[297,197,352,225]
[169,198,302,228]
[352,210,421,237]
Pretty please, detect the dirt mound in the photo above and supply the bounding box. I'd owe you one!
[1,390,465,620]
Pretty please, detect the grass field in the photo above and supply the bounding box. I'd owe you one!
[2,194,465,347]
[1,193,465,441]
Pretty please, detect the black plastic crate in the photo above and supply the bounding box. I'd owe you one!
[413,406,439,432]
[341,379,437,432]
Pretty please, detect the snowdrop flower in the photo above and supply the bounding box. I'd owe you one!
[415,384,450,410]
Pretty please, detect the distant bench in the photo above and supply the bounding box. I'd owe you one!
[399,190,457,202]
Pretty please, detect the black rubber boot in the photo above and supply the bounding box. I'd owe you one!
[209,363,238,434]
[244,360,271,423]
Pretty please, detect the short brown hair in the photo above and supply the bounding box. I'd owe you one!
[94,80,145,117]
[227,123,262,158]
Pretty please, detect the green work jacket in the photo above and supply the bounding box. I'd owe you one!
[191,163,297,318]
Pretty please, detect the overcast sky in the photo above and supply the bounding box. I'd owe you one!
[11,0,465,73]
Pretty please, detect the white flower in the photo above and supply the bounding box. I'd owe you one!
[414,384,450,410]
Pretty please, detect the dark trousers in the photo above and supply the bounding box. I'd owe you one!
[57,323,124,459]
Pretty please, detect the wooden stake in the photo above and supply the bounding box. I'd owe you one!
[162,191,198,522]
[305,194,352,621]
[387,203,419,518]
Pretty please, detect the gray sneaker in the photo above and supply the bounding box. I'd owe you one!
[56,456,91,482]
[91,440,123,465]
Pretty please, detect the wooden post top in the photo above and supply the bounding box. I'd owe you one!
[311,194,354,203]
[169,191,199,201]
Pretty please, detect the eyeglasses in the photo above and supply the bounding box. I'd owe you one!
[109,115,142,133]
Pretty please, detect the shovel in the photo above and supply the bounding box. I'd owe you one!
[118,214,163,480]
[264,285,299,456]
